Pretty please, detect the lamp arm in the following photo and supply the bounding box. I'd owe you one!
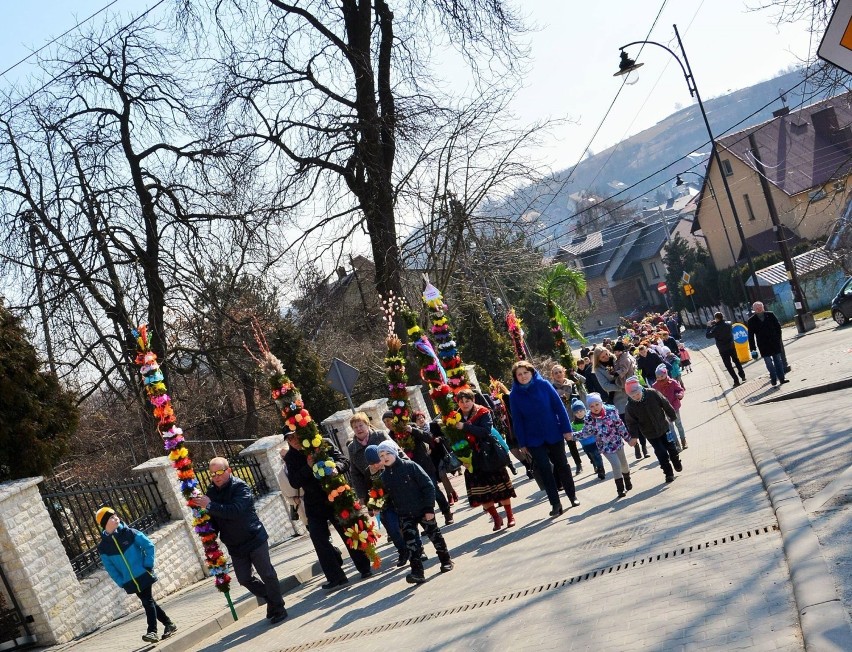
[618,38,694,97]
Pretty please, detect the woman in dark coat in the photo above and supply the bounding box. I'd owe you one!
[455,388,516,530]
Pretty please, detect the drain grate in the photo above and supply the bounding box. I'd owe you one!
[277,524,780,652]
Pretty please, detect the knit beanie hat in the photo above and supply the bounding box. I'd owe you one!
[585,392,603,407]
[571,398,585,413]
[376,441,398,459]
[613,341,626,352]
[96,506,116,530]
[364,445,381,464]
[624,376,642,394]
[655,364,669,378]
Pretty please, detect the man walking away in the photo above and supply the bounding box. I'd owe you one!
[706,312,746,387]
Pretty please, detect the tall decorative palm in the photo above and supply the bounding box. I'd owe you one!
[536,263,587,370]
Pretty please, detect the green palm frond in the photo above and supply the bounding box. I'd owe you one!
[536,263,587,303]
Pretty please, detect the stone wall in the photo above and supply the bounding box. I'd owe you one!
[0,435,294,645]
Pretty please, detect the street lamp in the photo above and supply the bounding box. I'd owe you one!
[676,172,749,314]
[615,25,760,304]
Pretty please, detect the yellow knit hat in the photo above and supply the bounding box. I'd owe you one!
[96,506,116,530]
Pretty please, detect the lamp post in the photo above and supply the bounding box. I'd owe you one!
[676,172,749,317]
[615,25,760,305]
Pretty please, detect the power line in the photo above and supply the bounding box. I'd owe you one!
[0,0,166,120]
[0,1,120,80]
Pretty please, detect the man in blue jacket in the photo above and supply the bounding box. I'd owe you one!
[96,507,177,643]
[192,458,287,623]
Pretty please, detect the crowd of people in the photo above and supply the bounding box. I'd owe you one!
[99,304,802,642]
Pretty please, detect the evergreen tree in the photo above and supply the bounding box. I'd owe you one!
[0,303,78,480]
[452,285,515,385]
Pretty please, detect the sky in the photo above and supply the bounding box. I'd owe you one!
[0,0,816,173]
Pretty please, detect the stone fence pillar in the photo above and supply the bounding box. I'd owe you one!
[239,435,296,541]
[239,435,285,492]
[132,457,207,573]
[357,398,389,429]
[406,385,429,417]
[0,477,80,644]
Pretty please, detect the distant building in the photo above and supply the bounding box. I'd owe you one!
[692,93,852,271]
[555,207,702,331]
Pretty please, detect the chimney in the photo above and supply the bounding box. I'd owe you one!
[772,106,790,118]
[811,105,838,138]
[336,266,347,279]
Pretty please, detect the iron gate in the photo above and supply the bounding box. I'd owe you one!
[0,563,35,651]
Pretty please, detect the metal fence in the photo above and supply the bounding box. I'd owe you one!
[38,473,171,579]
[194,457,270,499]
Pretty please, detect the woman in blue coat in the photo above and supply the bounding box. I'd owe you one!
[508,361,581,516]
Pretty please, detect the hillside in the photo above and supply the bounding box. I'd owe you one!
[501,68,833,250]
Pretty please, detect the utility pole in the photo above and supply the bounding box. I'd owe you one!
[747,133,815,333]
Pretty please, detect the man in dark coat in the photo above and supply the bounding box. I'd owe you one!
[706,311,746,387]
[747,301,788,387]
[193,458,287,623]
[623,377,683,484]
[284,433,373,590]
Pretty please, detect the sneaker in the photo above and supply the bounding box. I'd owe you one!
[142,632,159,643]
[269,609,289,624]
[672,459,683,472]
[405,573,427,585]
[321,578,348,591]
[440,561,454,573]
[569,498,580,508]
[665,475,675,483]
[162,623,178,639]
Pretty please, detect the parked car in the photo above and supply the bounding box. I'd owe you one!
[831,276,852,326]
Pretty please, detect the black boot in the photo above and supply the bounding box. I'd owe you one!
[596,466,605,480]
[623,472,632,492]
[437,551,454,573]
[634,444,642,460]
[396,548,410,568]
[406,552,426,584]
[615,478,626,498]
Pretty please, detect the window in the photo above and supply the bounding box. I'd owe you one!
[743,194,756,221]
[721,159,734,177]
[600,287,608,297]
[586,290,593,306]
[650,262,660,278]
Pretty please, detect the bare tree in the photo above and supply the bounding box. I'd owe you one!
[0,21,275,410]
[198,0,527,300]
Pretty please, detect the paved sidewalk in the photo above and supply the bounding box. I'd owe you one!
[686,318,852,650]
[181,351,804,651]
[44,534,325,652]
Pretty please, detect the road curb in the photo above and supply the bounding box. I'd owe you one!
[158,559,323,652]
[699,348,852,651]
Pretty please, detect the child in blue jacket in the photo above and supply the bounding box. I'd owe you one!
[569,398,606,480]
[96,507,177,644]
